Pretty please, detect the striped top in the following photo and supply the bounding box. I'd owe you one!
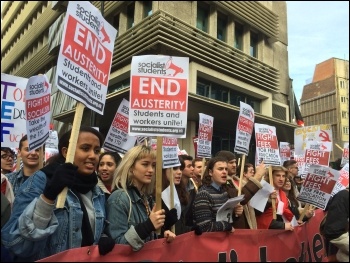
[193,184,233,232]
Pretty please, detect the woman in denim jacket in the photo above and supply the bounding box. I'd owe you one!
[106,145,176,251]
[1,127,107,261]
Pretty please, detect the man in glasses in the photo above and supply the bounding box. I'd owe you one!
[293,175,305,193]
[1,147,15,175]
[6,135,40,196]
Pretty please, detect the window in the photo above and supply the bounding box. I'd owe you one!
[108,78,130,94]
[197,81,209,97]
[343,126,349,135]
[143,1,152,18]
[341,96,348,103]
[211,83,229,103]
[342,111,348,119]
[127,2,135,29]
[112,14,120,37]
[196,3,209,33]
[234,23,243,50]
[217,12,227,41]
[197,77,261,113]
[250,31,258,58]
[246,97,261,113]
[340,80,345,88]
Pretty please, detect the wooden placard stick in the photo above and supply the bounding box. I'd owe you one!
[237,157,241,167]
[155,136,163,235]
[200,157,206,180]
[16,156,21,171]
[56,102,85,208]
[38,146,44,169]
[169,167,175,233]
[268,165,277,219]
[237,154,246,196]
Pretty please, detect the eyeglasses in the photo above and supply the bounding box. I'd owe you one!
[1,154,14,160]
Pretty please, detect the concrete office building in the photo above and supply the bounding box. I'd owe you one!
[1,1,298,161]
[300,58,349,159]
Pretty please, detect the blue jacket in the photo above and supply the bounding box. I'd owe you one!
[6,168,27,197]
[106,186,156,251]
[1,169,106,261]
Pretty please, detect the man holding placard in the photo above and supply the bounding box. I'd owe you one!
[255,166,295,231]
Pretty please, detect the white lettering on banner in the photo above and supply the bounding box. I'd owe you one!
[199,124,212,133]
[132,99,185,110]
[307,174,331,184]
[139,77,180,96]
[74,22,106,64]
[305,150,326,157]
[256,134,274,140]
[63,46,107,83]
[27,107,50,119]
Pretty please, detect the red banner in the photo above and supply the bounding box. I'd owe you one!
[38,210,329,262]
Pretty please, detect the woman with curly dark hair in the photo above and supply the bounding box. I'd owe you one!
[282,176,313,224]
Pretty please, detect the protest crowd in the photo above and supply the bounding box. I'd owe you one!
[1,131,349,262]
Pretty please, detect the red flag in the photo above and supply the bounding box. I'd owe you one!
[294,93,304,126]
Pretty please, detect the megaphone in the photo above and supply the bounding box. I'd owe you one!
[166,59,183,77]
[99,22,110,43]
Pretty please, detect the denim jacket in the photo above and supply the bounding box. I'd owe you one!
[106,186,156,251]
[6,168,27,197]
[1,169,106,261]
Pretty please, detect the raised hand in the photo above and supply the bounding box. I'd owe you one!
[253,161,266,181]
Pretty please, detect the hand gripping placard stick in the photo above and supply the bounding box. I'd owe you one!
[268,166,277,219]
[56,102,84,208]
[237,154,246,196]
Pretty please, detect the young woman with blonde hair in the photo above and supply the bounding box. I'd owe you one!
[106,145,176,251]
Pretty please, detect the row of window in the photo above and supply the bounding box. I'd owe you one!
[112,2,258,58]
[197,2,258,58]
[196,77,261,112]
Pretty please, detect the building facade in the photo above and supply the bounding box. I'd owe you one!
[1,1,298,162]
[300,58,349,159]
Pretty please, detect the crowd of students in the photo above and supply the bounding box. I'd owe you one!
[1,128,348,262]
